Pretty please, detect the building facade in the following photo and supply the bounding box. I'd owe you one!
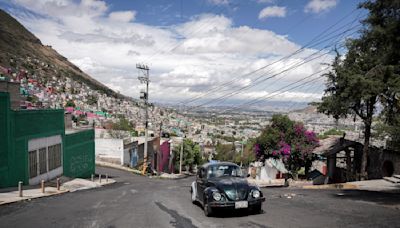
[0,92,95,188]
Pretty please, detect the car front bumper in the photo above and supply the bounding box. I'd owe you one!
[209,197,265,209]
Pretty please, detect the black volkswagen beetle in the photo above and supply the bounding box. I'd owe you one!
[191,162,265,216]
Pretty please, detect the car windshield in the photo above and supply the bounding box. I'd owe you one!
[207,165,242,178]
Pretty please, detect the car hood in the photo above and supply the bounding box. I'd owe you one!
[208,176,249,201]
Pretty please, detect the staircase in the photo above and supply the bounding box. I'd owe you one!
[383,174,400,184]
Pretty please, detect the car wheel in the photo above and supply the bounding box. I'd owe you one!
[252,203,262,214]
[191,187,196,204]
[203,200,213,217]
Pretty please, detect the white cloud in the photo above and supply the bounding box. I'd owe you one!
[12,0,108,18]
[257,0,275,4]
[7,0,332,106]
[208,0,229,5]
[304,0,338,14]
[108,10,136,22]
[258,6,286,20]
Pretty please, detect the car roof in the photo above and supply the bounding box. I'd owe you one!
[201,161,239,169]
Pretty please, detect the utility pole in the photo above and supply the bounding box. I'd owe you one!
[241,141,244,168]
[137,63,150,175]
[157,121,162,175]
[179,138,183,174]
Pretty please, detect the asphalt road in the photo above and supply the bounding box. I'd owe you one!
[1,166,400,228]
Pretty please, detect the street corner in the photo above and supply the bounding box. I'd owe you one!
[61,177,116,192]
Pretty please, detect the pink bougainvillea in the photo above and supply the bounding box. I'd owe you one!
[253,114,320,176]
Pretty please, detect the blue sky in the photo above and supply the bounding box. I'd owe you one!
[101,0,364,47]
[0,0,366,109]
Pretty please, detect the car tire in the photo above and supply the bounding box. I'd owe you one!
[191,187,196,204]
[252,203,262,214]
[203,200,213,217]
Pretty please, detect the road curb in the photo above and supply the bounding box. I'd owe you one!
[0,178,116,206]
[0,189,68,206]
[96,161,144,176]
[95,161,195,179]
[302,183,358,190]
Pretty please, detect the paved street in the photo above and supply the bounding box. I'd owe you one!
[0,166,399,228]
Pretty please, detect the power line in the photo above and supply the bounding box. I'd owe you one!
[221,69,328,114]
[187,30,354,111]
[178,9,362,106]
[184,22,361,111]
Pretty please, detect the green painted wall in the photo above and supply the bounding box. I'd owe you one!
[9,109,65,187]
[64,129,95,178]
[0,92,95,188]
[0,93,10,187]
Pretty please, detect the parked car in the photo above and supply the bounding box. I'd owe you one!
[191,162,265,216]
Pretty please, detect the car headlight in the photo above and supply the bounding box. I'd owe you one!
[212,192,222,201]
[252,190,260,198]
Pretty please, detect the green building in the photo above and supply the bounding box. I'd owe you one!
[0,92,95,188]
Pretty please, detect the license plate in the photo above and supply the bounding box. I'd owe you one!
[235,201,248,209]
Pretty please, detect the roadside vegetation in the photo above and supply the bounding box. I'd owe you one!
[317,0,400,179]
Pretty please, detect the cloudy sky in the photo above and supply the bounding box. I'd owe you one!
[0,0,365,109]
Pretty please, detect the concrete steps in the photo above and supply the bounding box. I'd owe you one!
[393,174,400,179]
[383,176,400,184]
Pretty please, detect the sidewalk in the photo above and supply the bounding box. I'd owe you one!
[96,161,142,175]
[247,178,286,187]
[0,177,115,206]
[96,161,190,179]
[303,179,400,192]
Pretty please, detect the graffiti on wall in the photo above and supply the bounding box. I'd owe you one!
[69,153,93,176]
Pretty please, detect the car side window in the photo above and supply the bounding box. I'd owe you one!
[197,168,202,179]
[199,168,206,179]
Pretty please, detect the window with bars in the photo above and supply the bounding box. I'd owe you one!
[39,148,47,175]
[48,144,62,171]
[29,150,38,178]
[28,143,62,179]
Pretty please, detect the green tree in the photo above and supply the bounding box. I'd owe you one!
[214,142,236,162]
[108,117,134,139]
[112,117,133,131]
[173,139,203,172]
[360,0,400,149]
[318,0,400,179]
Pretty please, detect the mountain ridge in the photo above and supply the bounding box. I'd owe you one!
[0,8,121,98]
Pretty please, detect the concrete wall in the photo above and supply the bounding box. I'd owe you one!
[95,139,124,165]
[123,142,137,166]
[137,138,156,167]
[368,148,400,179]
